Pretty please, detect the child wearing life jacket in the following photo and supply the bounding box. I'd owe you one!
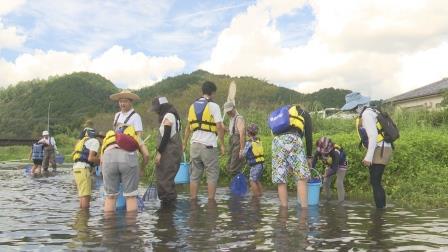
[29,142,44,175]
[312,136,348,203]
[243,123,264,197]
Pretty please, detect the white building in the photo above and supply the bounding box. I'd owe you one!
[386,78,448,111]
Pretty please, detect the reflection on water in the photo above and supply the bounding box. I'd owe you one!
[0,168,447,251]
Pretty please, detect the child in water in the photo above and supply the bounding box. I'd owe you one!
[29,142,44,175]
[243,123,264,197]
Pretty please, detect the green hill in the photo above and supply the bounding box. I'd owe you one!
[0,70,350,138]
[0,72,118,138]
[134,70,350,129]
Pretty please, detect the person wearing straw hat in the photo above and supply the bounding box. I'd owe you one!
[223,101,245,176]
[150,96,182,207]
[101,89,149,213]
[341,92,392,209]
[110,90,143,137]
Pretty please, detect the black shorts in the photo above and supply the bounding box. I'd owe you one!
[33,159,43,165]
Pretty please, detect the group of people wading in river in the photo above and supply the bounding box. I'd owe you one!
[62,81,393,212]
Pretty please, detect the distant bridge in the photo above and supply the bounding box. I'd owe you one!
[0,139,37,147]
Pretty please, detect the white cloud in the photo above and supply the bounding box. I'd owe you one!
[90,45,185,89]
[0,0,26,49]
[0,20,26,49]
[0,45,186,89]
[200,0,448,99]
[0,0,26,15]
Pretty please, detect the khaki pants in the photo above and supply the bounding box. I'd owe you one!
[190,143,219,185]
[372,146,393,165]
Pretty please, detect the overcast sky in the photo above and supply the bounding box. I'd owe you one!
[1,0,447,99]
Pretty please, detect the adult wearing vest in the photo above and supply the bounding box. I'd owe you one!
[39,130,58,172]
[72,127,101,209]
[341,92,392,209]
[111,90,143,137]
[150,96,182,207]
[270,105,313,208]
[184,81,226,200]
[223,101,245,176]
[102,90,149,213]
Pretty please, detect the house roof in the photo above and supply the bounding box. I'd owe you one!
[386,78,448,103]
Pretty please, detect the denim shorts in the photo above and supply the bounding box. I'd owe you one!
[249,163,264,182]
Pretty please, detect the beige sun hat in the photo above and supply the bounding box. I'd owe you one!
[109,90,140,101]
[223,101,235,113]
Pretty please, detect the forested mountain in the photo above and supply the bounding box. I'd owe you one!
[0,72,118,138]
[0,70,350,138]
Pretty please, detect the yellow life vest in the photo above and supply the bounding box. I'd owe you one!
[101,125,140,154]
[246,139,264,165]
[288,105,305,133]
[187,98,217,134]
[72,137,90,163]
[356,112,384,148]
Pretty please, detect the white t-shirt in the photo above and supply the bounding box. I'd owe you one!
[191,99,223,147]
[113,109,143,132]
[73,138,100,168]
[159,113,178,138]
[362,108,392,162]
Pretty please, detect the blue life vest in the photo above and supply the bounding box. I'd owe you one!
[32,143,44,160]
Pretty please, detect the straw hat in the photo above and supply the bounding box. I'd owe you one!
[110,90,140,101]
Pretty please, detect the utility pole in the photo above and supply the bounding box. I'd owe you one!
[47,101,52,131]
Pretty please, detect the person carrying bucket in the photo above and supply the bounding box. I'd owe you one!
[341,92,394,209]
[101,90,149,213]
[183,81,225,200]
[268,104,313,208]
[312,136,348,203]
[72,127,101,209]
[243,123,264,197]
[223,101,245,176]
[150,96,182,207]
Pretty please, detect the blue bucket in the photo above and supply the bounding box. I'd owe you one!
[308,181,321,205]
[55,154,64,164]
[174,153,190,184]
[116,184,126,211]
[298,169,322,206]
[95,166,101,177]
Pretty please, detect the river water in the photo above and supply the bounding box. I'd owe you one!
[0,167,447,251]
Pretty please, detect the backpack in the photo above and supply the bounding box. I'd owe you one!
[268,105,305,135]
[376,109,400,144]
